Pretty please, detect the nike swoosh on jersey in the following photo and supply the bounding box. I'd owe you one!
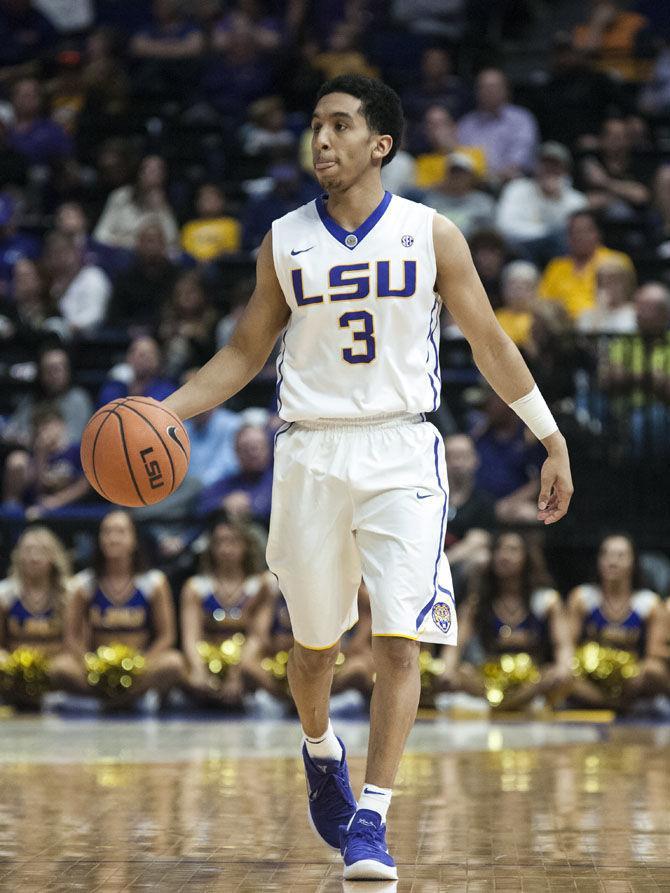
[362,788,386,795]
[290,246,315,256]
[416,492,433,499]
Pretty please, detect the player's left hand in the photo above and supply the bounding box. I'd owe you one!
[537,450,573,525]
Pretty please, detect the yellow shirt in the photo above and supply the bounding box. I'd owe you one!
[495,308,533,347]
[181,217,241,261]
[415,147,487,189]
[539,246,634,320]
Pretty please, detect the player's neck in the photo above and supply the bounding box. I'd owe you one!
[324,178,386,232]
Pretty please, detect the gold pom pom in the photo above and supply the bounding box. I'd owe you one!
[573,643,639,700]
[84,644,145,699]
[0,647,50,704]
[197,635,245,679]
[419,650,446,708]
[481,653,540,707]
[261,649,291,694]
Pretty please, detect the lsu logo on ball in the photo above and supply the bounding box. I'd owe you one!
[139,446,164,490]
[431,601,451,633]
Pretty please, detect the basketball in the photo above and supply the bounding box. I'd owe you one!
[80,397,190,507]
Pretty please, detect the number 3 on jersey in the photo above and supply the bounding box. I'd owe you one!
[339,311,375,364]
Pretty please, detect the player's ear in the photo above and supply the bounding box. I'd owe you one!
[372,134,393,164]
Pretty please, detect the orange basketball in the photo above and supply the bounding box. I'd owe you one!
[81,397,190,507]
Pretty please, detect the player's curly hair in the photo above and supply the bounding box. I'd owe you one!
[315,75,404,167]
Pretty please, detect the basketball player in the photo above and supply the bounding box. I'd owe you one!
[164,75,573,880]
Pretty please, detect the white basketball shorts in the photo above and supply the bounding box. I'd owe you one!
[266,413,458,650]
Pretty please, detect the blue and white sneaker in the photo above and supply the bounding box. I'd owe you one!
[340,809,398,880]
[302,737,357,850]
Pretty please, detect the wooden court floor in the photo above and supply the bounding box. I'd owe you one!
[0,718,669,892]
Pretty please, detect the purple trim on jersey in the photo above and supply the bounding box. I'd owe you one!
[415,435,449,632]
[274,421,294,445]
[275,332,287,413]
[425,297,440,411]
[315,191,393,250]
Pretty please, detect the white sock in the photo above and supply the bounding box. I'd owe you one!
[303,719,342,762]
[357,782,392,823]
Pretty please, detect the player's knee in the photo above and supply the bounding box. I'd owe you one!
[291,642,340,675]
[373,636,420,672]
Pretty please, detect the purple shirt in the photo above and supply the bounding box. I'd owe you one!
[198,466,274,523]
[9,119,73,165]
[98,378,175,408]
[473,423,543,499]
[457,104,539,175]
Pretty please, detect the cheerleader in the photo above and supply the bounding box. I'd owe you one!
[567,533,670,708]
[440,532,573,709]
[59,510,185,704]
[0,527,71,706]
[180,517,271,706]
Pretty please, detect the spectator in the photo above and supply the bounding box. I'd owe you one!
[0,527,73,707]
[1,406,89,518]
[457,68,539,183]
[183,373,242,489]
[93,155,179,251]
[0,258,61,356]
[53,200,130,278]
[380,141,417,197]
[180,184,241,262]
[0,0,56,78]
[600,282,670,454]
[392,0,467,42]
[577,258,637,334]
[46,48,87,136]
[639,41,670,116]
[242,163,319,251]
[2,346,93,449]
[32,0,94,33]
[108,221,180,330]
[180,516,271,707]
[470,387,544,523]
[130,0,204,60]
[539,210,634,321]
[422,153,495,238]
[86,137,138,224]
[98,335,175,407]
[159,271,217,378]
[61,510,186,705]
[81,27,130,117]
[41,231,111,335]
[439,531,573,710]
[7,78,73,165]
[523,300,589,406]
[495,261,539,348]
[573,1,650,81]
[240,96,296,158]
[414,105,486,190]
[536,33,622,147]
[579,117,650,220]
[567,533,669,709]
[200,1,281,120]
[443,433,495,599]
[646,164,670,254]
[198,424,273,524]
[401,46,469,123]
[309,21,378,82]
[0,192,40,298]
[468,229,508,310]
[216,276,254,349]
[496,142,588,265]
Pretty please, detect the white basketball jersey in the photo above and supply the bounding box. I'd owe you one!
[271,192,441,421]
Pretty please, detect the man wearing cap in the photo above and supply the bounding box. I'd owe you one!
[496,142,588,265]
[422,152,495,238]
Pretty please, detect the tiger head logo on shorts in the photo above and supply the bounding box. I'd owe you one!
[431,601,451,633]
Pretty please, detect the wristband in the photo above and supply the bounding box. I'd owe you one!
[508,385,558,441]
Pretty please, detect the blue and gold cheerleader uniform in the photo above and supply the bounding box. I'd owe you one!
[469,588,561,665]
[573,584,660,658]
[73,568,166,651]
[188,573,266,642]
[0,578,63,657]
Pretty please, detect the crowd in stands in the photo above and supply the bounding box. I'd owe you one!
[1,0,670,713]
